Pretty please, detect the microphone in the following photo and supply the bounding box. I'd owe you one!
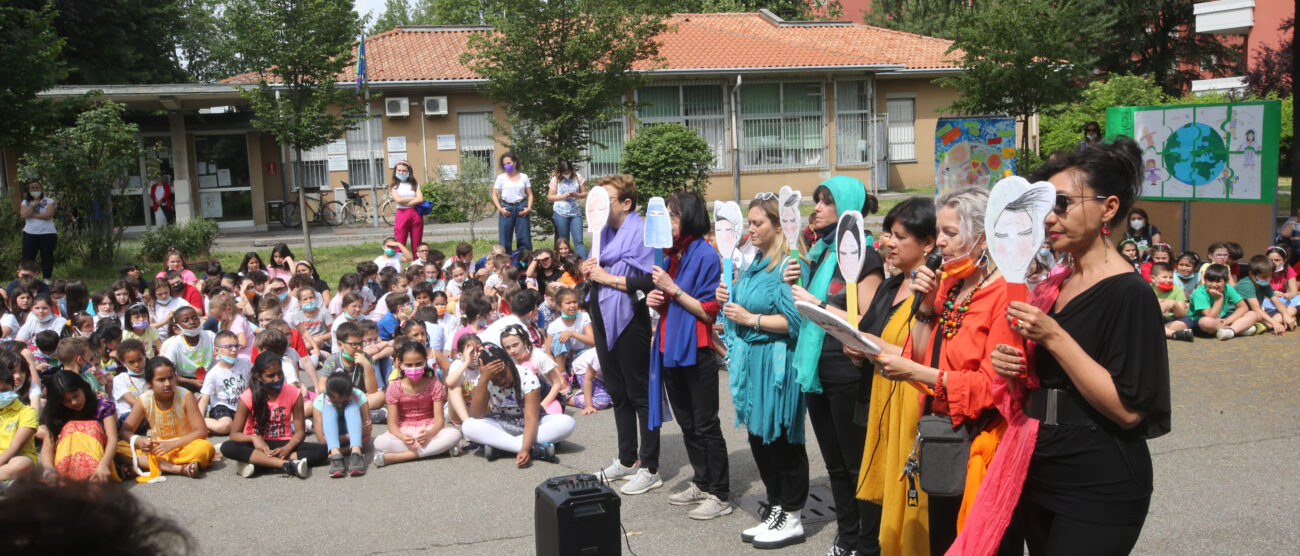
[907,251,944,322]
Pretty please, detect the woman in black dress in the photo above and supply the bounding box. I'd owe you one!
[993,136,1170,554]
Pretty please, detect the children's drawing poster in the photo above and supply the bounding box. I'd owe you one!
[934,116,1018,194]
[1106,101,1280,203]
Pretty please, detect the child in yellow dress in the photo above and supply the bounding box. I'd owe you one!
[117,357,215,478]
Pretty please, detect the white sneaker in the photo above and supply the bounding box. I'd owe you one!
[597,458,639,483]
[752,508,804,549]
[619,468,663,495]
[1216,328,1235,340]
[742,504,780,543]
[667,482,708,506]
[1243,323,1260,336]
[688,494,734,521]
[234,461,256,478]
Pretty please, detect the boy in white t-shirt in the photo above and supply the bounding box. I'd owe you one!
[199,330,253,435]
[373,237,411,272]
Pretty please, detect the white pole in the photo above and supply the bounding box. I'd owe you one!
[365,101,381,227]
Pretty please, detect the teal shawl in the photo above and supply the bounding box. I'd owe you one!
[793,175,867,394]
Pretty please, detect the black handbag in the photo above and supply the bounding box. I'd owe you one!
[915,330,979,498]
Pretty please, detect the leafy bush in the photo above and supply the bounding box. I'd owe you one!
[419,180,466,223]
[1039,76,1167,156]
[427,153,495,240]
[1018,148,1044,178]
[621,122,712,202]
[0,203,26,271]
[138,218,220,262]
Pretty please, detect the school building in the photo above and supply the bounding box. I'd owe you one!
[16,10,998,232]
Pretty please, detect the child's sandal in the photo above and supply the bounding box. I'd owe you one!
[183,462,200,479]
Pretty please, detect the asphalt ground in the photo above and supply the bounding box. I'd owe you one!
[126,333,1300,555]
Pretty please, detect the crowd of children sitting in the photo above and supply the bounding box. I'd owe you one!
[0,237,594,484]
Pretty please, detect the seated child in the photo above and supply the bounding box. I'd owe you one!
[0,351,40,418]
[1174,252,1200,300]
[372,340,461,468]
[1151,262,1191,341]
[1140,243,1174,283]
[219,352,326,478]
[359,320,393,398]
[545,287,594,383]
[378,293,413,341]
[0,363,38,485]
[500,325,567,415]
[445,334,482,426]
[159,307,214,393]
[1189,263,1259,340]
[312,322,377,449]
[117,357,216,478]
[55,337,110,393]
[462,345,574,467]
[568,348,610,415]
[318,373,369,478]
[1118,239,1141,273]
[123,303,162,358]
[330,292,367,353]
[39,371,120,483]
[1263,245,1300,316]
[198,331,252,435]
[111,340,150,426]
[288,287,333,353]
[1234,255,1297,335]
[31,330,62,381]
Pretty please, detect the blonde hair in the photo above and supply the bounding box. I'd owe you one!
[748,197,789,272]
[209,291,235,313]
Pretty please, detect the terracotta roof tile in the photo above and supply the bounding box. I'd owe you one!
[223,12,959,84]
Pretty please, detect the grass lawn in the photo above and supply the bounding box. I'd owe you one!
[1279,176,1292,215]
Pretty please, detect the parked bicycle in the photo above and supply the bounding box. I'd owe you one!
[280,189,344,228]
[339,181,397,228]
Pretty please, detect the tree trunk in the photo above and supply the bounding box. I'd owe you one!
[1292,0,1299,215]
[295,147,314,261]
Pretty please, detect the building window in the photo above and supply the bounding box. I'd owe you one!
[588,115,626,178]
[834,79,874,167]
[289,145,329,190]
[346,117,385,186]
[886,98,916,162]
[458,112,495,172]
[636,84,728,171]
[739,82,826,171]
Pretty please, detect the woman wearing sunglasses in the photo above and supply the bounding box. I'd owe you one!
[646,191,729,520]
[983,137,1170,555]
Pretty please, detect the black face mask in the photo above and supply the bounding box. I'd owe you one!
[170,282,184,293]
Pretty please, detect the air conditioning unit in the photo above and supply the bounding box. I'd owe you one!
[385,97,410,118]
[423,96,448,116]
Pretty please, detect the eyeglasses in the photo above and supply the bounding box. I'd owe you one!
[341,340,364,348]
[1053,193,1108,215]
[502,324,529,338]
[215,344,240,351]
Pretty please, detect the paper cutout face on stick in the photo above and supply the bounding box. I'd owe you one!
[585,186,611,260]
[778,186,803,246]
[984,176,1055,283]
[644,196,672,249]
[713,200,743,258]
[835,211,865,284]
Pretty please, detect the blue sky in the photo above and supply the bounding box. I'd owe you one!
[354,0,387,24]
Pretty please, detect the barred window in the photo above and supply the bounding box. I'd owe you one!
[346,117,384,186]
[834,79,874,167]
[739,82,826,171]
[636,84,728,171]
[886,98,916,162]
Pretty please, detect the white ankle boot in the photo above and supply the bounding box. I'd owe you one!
[742,504,780,543]
[752,508,804,549]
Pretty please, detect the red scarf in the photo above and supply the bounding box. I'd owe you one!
[664,234,698,277]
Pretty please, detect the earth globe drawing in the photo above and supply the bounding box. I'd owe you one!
[1161,123,1227,186]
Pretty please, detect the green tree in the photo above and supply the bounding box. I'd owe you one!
[0,2,68,151]
[175,0,256,82]
[938,0,1112,156]
[12,0,189,84]
[18,100,143,264]
[229,0,367,260]
[860,0,966,39]
[658,0,843,21]
[621,123,713,200]
[463,0,667,227]
[372,0,414,33]
[426,153,495,240]
[1095,0,1242,96]
[1039,75,1168,156]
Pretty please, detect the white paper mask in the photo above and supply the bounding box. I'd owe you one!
[836,211,865,284]
[713,201,743,258]
[586,186,611,260]
[778,185,803,246]
[984,176,1055,284]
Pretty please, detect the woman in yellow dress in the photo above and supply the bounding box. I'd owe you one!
[846,197,937,556]
[118,357,215,478]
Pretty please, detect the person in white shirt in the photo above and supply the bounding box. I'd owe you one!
[19,181,57,279]
[390,161,426,252]
[159,306,214,392]
[373,236,411,272]
[492,152,533,253]
[149,280,191,341]
[198,330,253,434]
[15,296,65,345]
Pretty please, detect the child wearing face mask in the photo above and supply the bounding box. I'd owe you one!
[317,372,369,477]
[220,352,325,478]
[1174,252,1200,301]
[91,291,121,330]
[55,337,108,393]
[374,237,411,272]
[1151,263,1192,341]
[545,287,594,385]
[315,322,382,422]
[330,292,367,353]
[372,340,461,468]
[198,331,252,435]
[0,362,39,487]
[1234,255,1297,335]
[208,292,254,359]
[445,334,483,426]
[148,281,190,341]
[451,297,493,352]
[15,296,66,347]
[159,307,214,393]
[288,287,333,353]
[116,357,216,479]
[377,293,413,342]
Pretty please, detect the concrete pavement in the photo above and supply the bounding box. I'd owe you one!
[125,333,1299,555]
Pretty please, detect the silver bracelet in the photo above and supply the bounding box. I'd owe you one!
[754,315,762,330]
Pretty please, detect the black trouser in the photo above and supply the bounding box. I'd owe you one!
[1019,499,1143,556]
[662,349,729,500]
[22,232,57,279]
[748,433,809,511]
[807,379,882,555]
[593,306,659,471]
[219,438,329,467]
[930,495,1024,556]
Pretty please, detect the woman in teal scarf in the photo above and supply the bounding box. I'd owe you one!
[788,175,885,556]
[717,195,806,549]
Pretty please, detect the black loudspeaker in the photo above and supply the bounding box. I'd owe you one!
[534,473,622,556]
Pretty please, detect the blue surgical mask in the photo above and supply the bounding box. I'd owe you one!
[127,368,144,377]
[220,354,239,365]
[0,391,17,409]
[476,318,488,328]
[264,379,284,392]
[396,173,410,181]
[277,292,289,302]
[302,302,317,313]
[1254,278,1270,287]
[384,248,396,257]
[38,312,56,324]
[1038,247,1052,259]
[1176,271,1193,279]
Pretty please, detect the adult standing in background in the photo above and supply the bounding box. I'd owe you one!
[580,175,660,496]
[149,175,175,226]
[493,152,533,253]
[390,161,425,252]
[20,181,57,280]
[1121,207,1161,256]
[547,160,588,258]
[1077,121,1102,151]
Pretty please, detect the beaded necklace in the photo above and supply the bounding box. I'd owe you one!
[936,272,992,339]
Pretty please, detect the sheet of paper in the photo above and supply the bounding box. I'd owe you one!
[216,168,232,187]
[328,154,348,172]
[386,136,407,153]
[436,134,456,151]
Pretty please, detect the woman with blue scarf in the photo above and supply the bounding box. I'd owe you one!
[717,195,807,549]
[580,175,662,496]
[787,176,885,556]
[646,191,729,520]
